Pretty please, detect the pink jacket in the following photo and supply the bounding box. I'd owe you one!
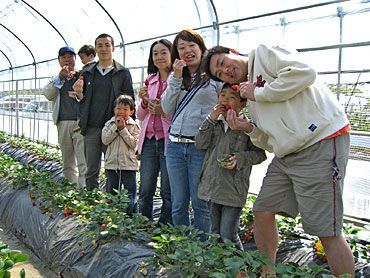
[136,72,172,155]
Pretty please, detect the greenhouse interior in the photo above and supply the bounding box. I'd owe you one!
[0,0,369,277]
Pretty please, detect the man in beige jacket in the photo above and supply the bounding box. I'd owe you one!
[203,45,354,277]
[43,46,86,187]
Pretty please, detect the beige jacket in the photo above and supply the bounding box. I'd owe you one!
[246,44,348,157]
[102,116,140,171]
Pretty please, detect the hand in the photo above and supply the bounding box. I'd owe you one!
[139,87,149,106]
[115,116,126,130]
[239,81,256,101]
[226,110,254,133]
[209,104,226,121]
[72,78,84,99]
[173,58,187,78]
[68,91,81,100]
[224,155,237,170]
[148,99,165,115]
[59,65,70,81]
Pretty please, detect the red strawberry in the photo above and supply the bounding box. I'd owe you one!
[78,75,83,80]
[224,104,232,110]
[183,57,190,62]
[81,250,86,256]
[101,224,107,230]
[144,79,149,87]
[248,224,254,233]
[244,233,252,241]
[231,85,239,91]
[63,209,68,218]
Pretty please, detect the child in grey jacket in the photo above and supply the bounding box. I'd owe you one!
[195,83,266,249]
[102,95,140,215]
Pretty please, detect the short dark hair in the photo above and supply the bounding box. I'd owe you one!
[147,39,173,75]
[95,33,114,47]
[202,45,231,82]
[114,95,135,110]
[78,45,96,57]
[172,29,208,90]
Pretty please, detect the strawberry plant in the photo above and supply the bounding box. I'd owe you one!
[0,240,28,278]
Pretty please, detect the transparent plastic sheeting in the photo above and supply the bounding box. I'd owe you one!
[0,0,369,72]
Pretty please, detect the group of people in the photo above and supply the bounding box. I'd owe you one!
[44,29,354,277]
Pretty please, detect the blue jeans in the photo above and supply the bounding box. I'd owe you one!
[105,169,138,216]
[210,202,243,250]
[139,138,172,224]
[166,140,211,240]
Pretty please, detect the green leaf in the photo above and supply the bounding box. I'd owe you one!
[20,268,26,278]
[13,253,28,263]
[3,259,14,270]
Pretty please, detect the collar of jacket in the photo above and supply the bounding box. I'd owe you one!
[86,59,125,75]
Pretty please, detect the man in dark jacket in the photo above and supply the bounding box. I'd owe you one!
[72,33,135,190]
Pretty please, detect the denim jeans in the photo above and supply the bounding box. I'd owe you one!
[166,140,211,240]
[139,138,172,224]
[105,169,138,216]
[210,202,243,250]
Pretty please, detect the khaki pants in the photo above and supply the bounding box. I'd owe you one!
[254,134,349,237]
[57,120,87,187]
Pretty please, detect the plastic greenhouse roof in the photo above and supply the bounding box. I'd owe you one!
[0,0,369,80]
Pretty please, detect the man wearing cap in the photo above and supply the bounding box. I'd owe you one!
[202,45,354,277]
[72,33,135,190]
[43,46,87,187]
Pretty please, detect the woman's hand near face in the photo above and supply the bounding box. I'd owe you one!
[173,58,187,78]
[139,87,149,106]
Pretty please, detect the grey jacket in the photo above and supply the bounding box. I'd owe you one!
[195,117,266,207]
[161,74,222,137]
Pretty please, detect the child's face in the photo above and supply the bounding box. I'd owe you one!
[219,88,245,114]
[114,103,133,121]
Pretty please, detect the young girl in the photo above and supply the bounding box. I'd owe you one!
[102,95,140,215]
[195,83,266,248]
[137,39,173,225]
[161,29,223,240]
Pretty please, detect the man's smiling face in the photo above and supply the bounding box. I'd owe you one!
[209,52,248,84]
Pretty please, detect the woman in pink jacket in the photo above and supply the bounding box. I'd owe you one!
[137,39,173,224]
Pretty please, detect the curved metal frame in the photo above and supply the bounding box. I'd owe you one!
[95,0,126,66]
[20,0,68,45]
[0,23,36,90]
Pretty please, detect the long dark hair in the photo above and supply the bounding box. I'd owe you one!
[147,39,173,75]
[172,29,208,90]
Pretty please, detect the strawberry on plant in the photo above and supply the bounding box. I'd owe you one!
[244,233,252,241]
[81,250,86,256]
[63,210,68,218]
[101,223,107,230]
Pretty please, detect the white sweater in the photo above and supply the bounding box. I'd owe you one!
[247,44,349,157]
